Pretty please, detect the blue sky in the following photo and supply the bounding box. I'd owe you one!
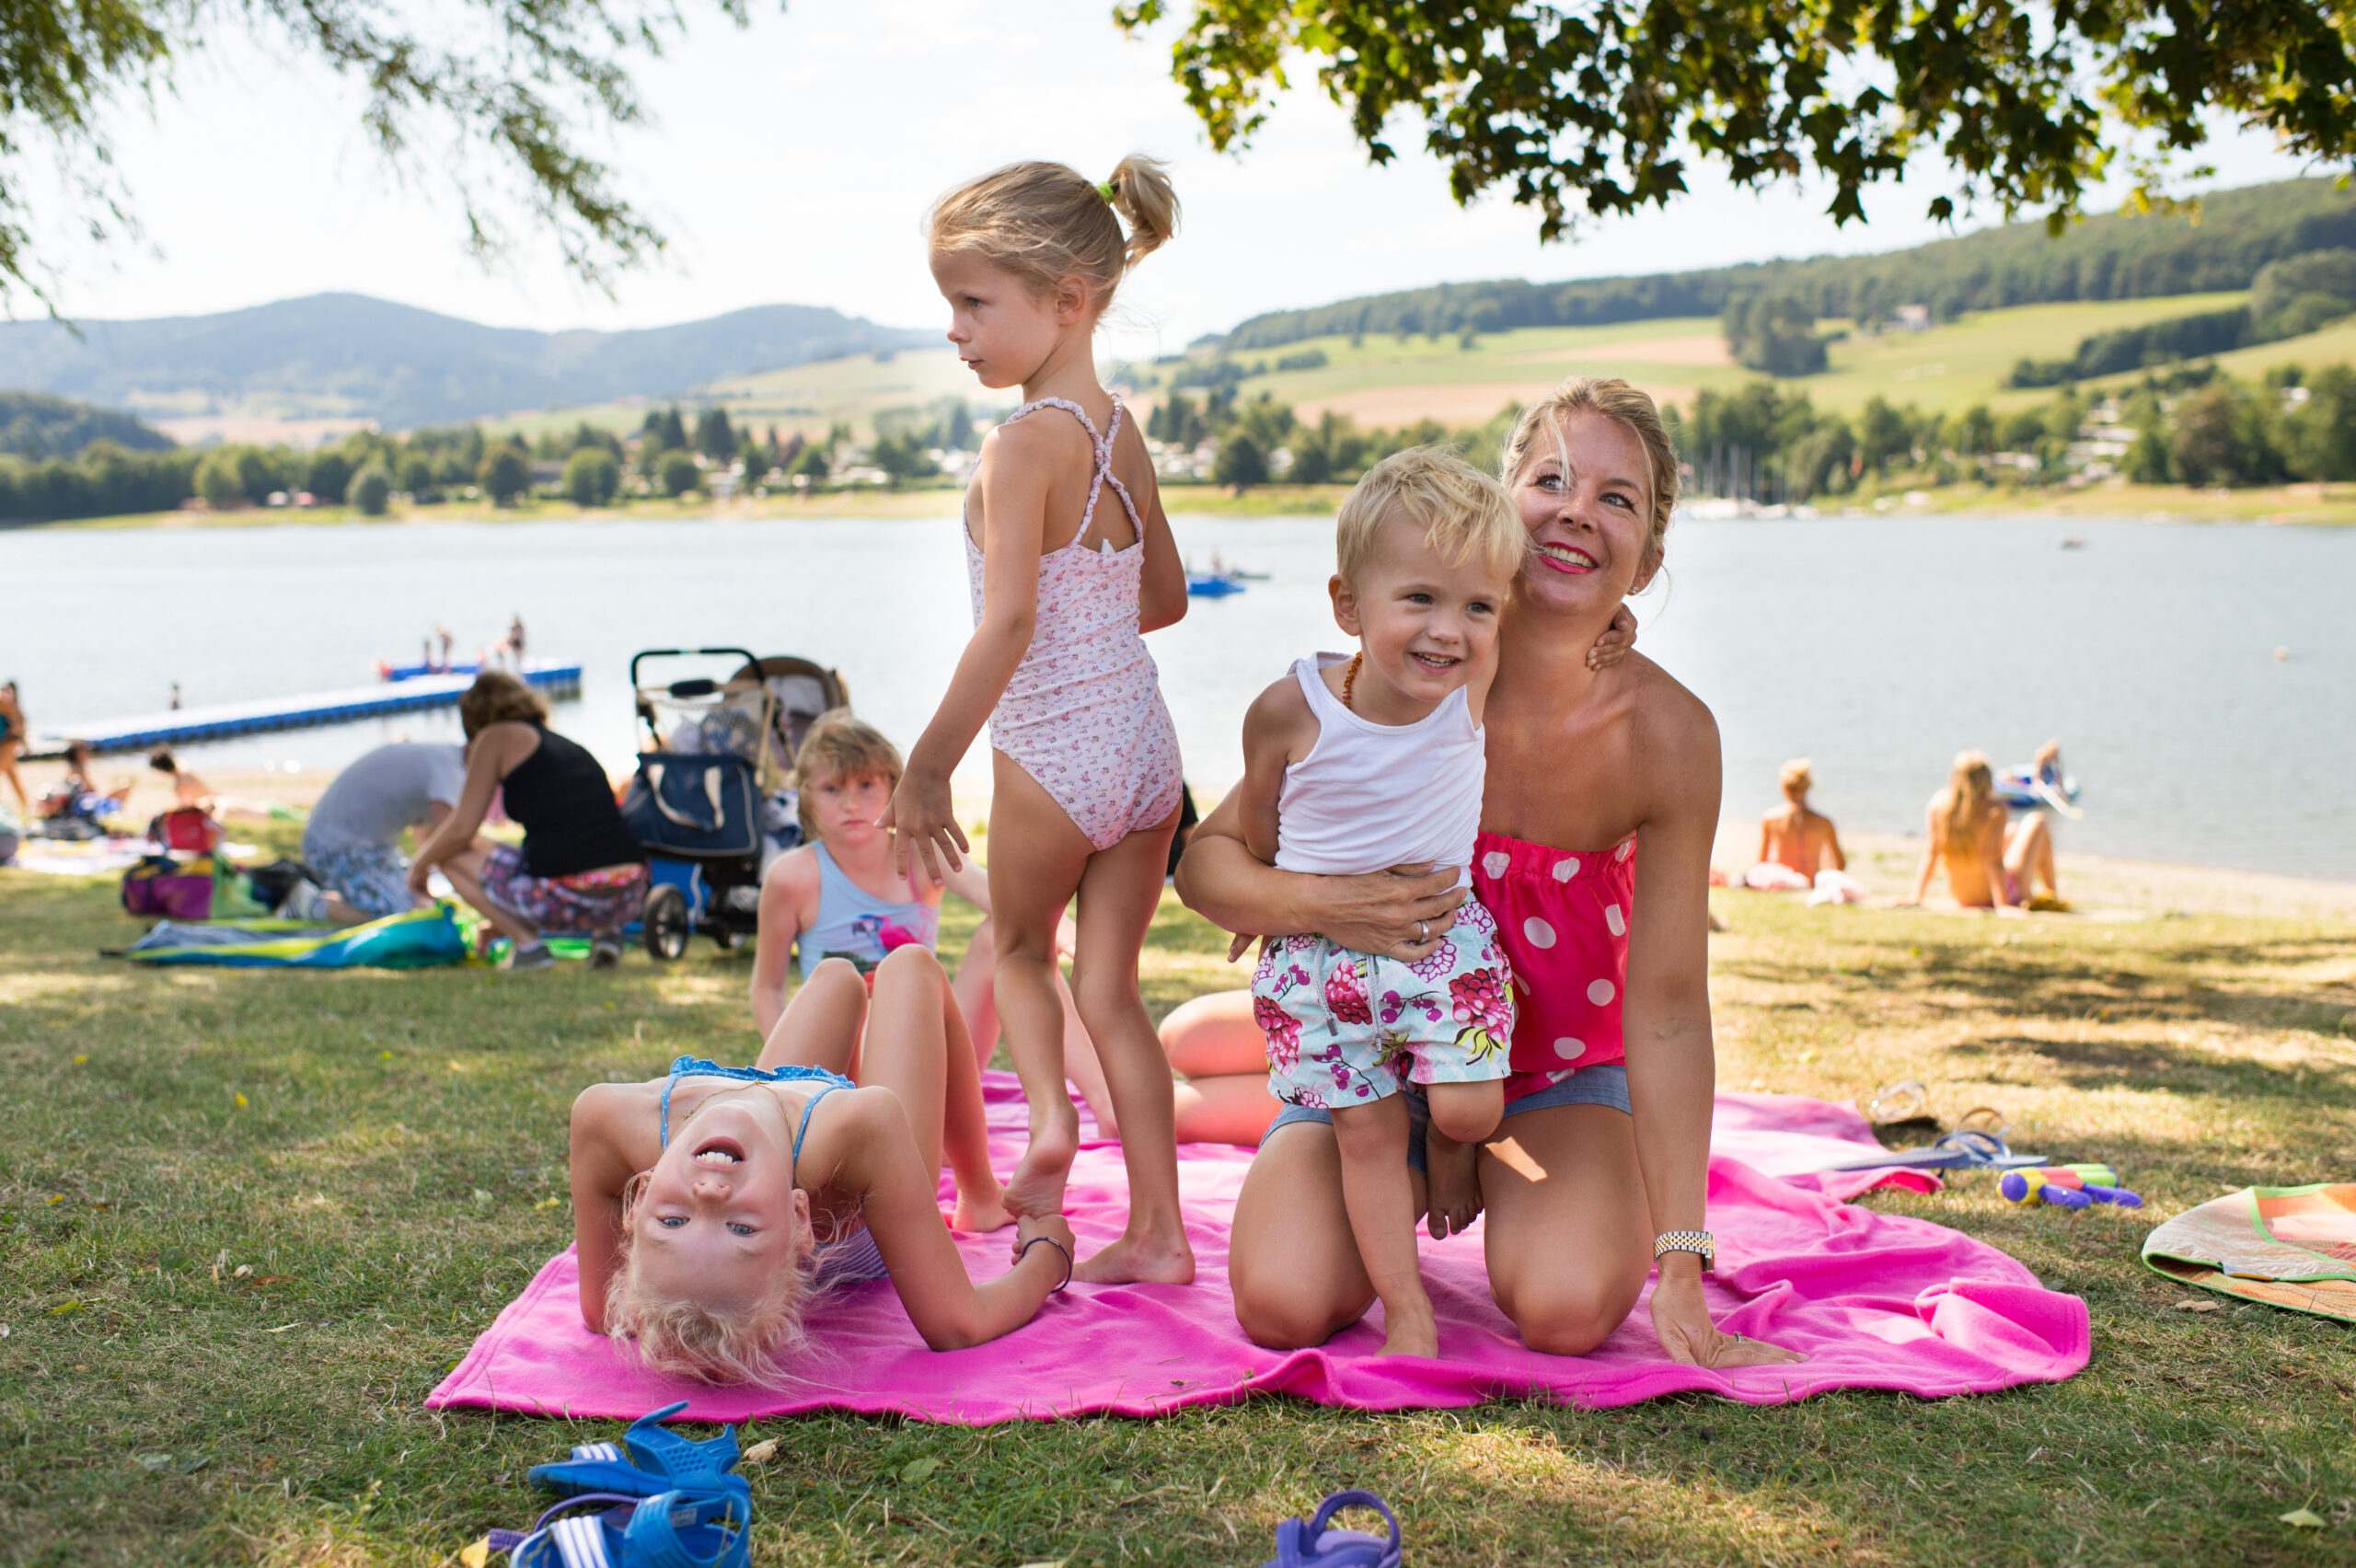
[29,0,2319,353]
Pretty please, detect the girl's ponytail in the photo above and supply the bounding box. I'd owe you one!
[1105,155,1179,270]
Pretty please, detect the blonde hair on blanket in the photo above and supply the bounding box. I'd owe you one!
[1334,446,1525,590]
[603,1170,814,1387]
[927,156,1179,316]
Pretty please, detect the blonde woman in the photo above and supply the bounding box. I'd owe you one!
[1901,750,2057,912]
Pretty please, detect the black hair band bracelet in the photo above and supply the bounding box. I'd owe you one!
[1018,1235,1073,1294]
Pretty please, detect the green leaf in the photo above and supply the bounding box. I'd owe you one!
[2279,1507,2326,1528]
[900,1455,940,1484]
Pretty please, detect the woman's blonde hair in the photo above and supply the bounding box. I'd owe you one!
[926,156,1178,313]
[792,709,904,840]
[1936,750,1997,856]
[457,670,549,738]
[1499,376,1681,576]
[1335,446,1525,589]
[602,1169,815,1387]
[1780,759,1813,800]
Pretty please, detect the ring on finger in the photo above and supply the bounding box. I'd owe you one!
[1417,918,1428,941]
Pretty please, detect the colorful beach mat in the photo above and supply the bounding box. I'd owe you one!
[2142,1182,2356,1321]
[428,1076,2087,1424]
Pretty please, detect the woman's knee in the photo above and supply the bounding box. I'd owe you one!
[1496,1270,1640,1356]
[1233,1270,1368,1350]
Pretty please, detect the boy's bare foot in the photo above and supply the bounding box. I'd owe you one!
[951,1187,1015,1233]
[1072,1229,1195,1286]
[1378,1300,1438,1357]
[1424,1127,1484,1240]
[1004,1106,1080,1219]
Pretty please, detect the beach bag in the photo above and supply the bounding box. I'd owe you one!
[123,855,215,919]
[622,752,758,860]
[149,806,225,853]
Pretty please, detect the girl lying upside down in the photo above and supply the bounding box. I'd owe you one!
[569,945,1075,1384]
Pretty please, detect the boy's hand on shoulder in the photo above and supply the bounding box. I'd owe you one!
[1587,603,1639,670]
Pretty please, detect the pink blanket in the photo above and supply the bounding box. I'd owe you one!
[429,1077,2085,1424]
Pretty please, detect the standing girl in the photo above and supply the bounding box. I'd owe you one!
[884,157,1191,1285]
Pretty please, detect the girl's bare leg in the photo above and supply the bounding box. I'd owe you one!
[1066,801,1189,1284]
[983,751,1098,1221]
[0,744,26,814]
[754,956,867,1072]
[1161,990,1282,1145]
[1230,1121,1427,1348]
[2006,813,2058,900]
[860,947,1011,1232]
[960,917,1118,1135]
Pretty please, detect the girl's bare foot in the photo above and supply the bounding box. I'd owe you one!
[1004,1105,1080,1219]
[1072,1228,1195,1286]
[1423,1126,1483,1240]
[952,1186,1014,1233]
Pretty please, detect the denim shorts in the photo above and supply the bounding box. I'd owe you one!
[1262,1061,1631,1174]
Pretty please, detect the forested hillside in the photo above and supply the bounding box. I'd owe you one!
[1223,179,2356,350]
[0,391,171,458]
[0,295,933,429]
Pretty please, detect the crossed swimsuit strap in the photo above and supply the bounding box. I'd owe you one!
[1002,396,1143,543]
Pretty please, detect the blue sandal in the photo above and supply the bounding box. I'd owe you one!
[528,1401,749,1504]
[1263,1490,1403,1568]
[491,1489,750,1568]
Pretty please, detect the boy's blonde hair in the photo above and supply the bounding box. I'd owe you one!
[792,709,903,840]
[927,156,1178,313]
[1499,376,1681,575]
[1335,446,1525,589]
[603,1170,814,1387]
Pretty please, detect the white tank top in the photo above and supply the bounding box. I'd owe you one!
[1274,653,1484,885]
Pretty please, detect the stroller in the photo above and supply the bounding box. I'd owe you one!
[621,647,851,961]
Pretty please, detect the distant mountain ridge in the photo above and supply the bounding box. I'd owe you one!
[1221,177,2356,351]
[0,294,934,429]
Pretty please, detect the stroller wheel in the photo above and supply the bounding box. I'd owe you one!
[643,884,691,963]
[712,926,745,951]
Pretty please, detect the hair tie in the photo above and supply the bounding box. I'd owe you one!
[1095,180,1118,205]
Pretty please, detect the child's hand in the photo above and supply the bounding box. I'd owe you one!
[1587,602,1639,670]
[878,767,967,885]
[1013,1212,1077,1265]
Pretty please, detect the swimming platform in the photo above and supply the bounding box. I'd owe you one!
[35,662,583,754]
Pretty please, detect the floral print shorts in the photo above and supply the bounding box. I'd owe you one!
[479,844,647,935]
[1252,896,1514,1111]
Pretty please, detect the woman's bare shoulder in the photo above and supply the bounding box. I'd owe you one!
[1618,652,1719,759]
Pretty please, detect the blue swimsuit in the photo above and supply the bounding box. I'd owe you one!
[659,1055,890,1287]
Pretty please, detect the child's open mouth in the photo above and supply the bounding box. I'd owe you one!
[1408,651,1461,671]
[693,1137,746,1167]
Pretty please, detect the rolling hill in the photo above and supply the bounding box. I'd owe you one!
[0,294,934,431]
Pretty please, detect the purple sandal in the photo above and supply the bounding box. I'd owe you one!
[1263,1490,1403,1568]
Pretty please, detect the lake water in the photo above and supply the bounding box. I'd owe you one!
[3,512,2350,882]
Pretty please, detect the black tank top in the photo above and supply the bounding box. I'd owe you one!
[501,724,644,878]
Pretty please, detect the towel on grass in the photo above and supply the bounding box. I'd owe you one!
[428,1076,2085,1424]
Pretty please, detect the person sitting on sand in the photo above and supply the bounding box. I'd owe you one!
[147,748,213,810]
[569,945,1071,1384]
[45,741,133,820]
[1743,759,1852,894]
[408,671,647,969]
[1902,750,2059,914]
[0,680,27,816]
[748,710,1118,1134]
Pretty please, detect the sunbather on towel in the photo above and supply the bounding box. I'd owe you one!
[1900,750,2056,913]
[1748,758,1844,889]
[570,945,1069,1385]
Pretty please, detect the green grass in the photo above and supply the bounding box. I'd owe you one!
[2,868,2352,1564]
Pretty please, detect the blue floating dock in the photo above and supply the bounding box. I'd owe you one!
[41,663,583,753]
